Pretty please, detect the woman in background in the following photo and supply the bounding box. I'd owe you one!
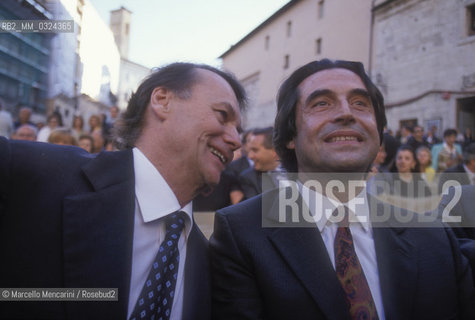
[88,114,104,153]
[416,146,436,188]
[393,145,431,198]
[71,115,85,141]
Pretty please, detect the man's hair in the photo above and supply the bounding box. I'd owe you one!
[114,62,247,150]
[241,128,254,145]
[15,124,37,136]
[443,128,457,138]
[48,128,77,146]
[463,143,475,164]
[402,125,414,133]
[273,59,387,172]
[253,127,274,150]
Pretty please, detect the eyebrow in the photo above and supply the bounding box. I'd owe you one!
[305,89,332,106]
[214,102,243,133]
[348,88,371,101]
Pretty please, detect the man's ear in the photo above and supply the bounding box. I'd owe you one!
[149,87,172,120]
[286,139,295,150]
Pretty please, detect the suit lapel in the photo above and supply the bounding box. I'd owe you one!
[62,150,136,319]
[264,192,351,320]
[370,198,417,320]
[182,223,210,320]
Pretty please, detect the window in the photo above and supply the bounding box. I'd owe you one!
[284,55,290,69]
[315,38,322,55]
[125,23,130,35]
[265,35,270,50]
[287,21,292,37]
[318,0,325,19]
[468,4,475,36]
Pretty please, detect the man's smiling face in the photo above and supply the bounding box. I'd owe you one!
[288,68,380,173]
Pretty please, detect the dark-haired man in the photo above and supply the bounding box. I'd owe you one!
[406,125,429,152]
[238,127,281,200]
[434,128,463,172]
[439,143,475,194]
[210,59,474,319]
[0,62,245,319]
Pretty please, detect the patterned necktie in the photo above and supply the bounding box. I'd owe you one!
[129,211,186,320]
[334,207,379,320]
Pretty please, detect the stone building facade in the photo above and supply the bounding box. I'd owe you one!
[220,0,374,129]
[371,0,475,135]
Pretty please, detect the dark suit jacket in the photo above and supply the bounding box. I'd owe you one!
[238,168,277,201]
[439,185,475,289]
[439,185,475,239]
[227,156,251,178]
[210,188,475,320]
[439,163,471,194]
[0,138,210,320]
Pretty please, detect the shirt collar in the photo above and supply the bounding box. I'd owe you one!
[133,147,193,226]
[443,142,456,154]
[298,180,371,233]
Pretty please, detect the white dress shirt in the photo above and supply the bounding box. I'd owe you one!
[463,163,475,185]
[127,148,193,320]
[299,182,386,320]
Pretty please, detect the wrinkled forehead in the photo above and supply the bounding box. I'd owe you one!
[297,68,367,100]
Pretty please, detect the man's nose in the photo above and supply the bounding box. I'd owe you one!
[333,100,355,124]
[224,126,241,151]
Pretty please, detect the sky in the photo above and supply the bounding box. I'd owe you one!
[88,0,290,69]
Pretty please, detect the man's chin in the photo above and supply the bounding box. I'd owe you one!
[204,172,221,189]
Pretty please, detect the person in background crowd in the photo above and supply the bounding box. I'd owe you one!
[438,185,475,287]
[47,128,77,146]
[13,106,34,130]
[0,62,246,319]
[78,134,94,153]
[37,112,61,142]
[36,121,45,131]
[12,124,37,141]
[370,143,388,175]
[102,106,120,143]
[227,129,254,177]
[439,143,475,193]
[108,105,120,125]
[399,125,412,144]
[88,114,104,153]
[456,128,465,144]
[463,128,473,150]
[237,127,281,201]
[71,115,85,141]
[0,99,13,138]
[425,125,441,146]
[416,146,436,187]
[393,145,431,197]
[434,128,463,172]
[406,125,429,151]
[382,128,401,172]
[210,59,474,319]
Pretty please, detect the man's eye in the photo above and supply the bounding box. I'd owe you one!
[312,101,328,107]
[216,110,228,121]
[353,99,369,107]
